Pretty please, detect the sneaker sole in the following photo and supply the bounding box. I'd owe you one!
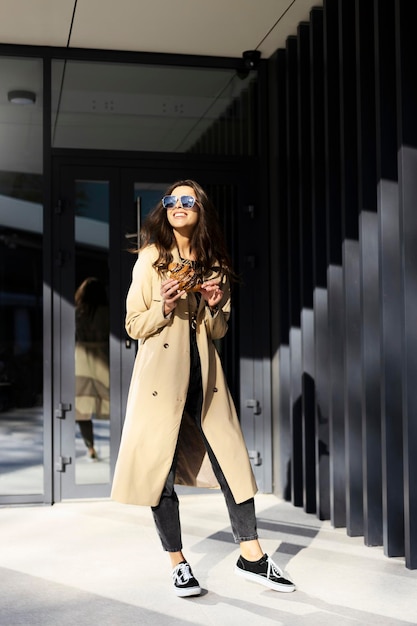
[234,566,296,593]
[174,585,202,597]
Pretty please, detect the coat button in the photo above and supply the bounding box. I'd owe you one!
[152,391,158,396]
[213,387,218,392]
[163,343,169,348]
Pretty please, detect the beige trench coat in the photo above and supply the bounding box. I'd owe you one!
[75,305,110,421]
[111,244,257,507]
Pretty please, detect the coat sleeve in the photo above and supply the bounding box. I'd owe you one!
[125,248,171,340]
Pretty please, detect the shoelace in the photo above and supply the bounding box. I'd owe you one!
[173,562,193,584]
[267,558,284,580]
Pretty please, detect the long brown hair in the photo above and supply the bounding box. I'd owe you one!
[75,277,108,319]
[137,179,235,278]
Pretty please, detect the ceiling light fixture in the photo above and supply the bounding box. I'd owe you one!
[8,90,36,105]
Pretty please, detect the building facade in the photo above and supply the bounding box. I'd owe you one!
[0,0,416,570]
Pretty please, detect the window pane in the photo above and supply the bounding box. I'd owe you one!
[74,180,110,485]
[0,57,43,495]
[52,61,257,155]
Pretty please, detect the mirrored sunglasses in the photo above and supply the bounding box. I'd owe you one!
[162,195,196,209]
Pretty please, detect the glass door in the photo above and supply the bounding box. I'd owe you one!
[52,165,171,500]
[72,177,111,485]
[52,159,270,499]
[53,165,126,499]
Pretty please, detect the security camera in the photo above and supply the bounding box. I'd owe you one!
[237,50,261,79]
[242,50,261,70]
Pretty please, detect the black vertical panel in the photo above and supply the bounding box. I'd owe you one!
[279,347,292,499]
[396,0,417,570]
[356,1,377,215]
[356,0,382,547]
[314,288,330,519]
[339,0,359,241]
[269,49,292,499]
[287,36,303,508]
[339,0,363,538]
[297,22,316,515]
[324,0,342,266]
[359,212,382,546]
[327,266,346,527]
[310,7,330,520]
[276,50,289,347]
[301,310,316,513]
[375,0,404,558]
[324,0,346,528]
[298,22,313,309]
[310,7,327,290]
[378,179,404,555]
[290,328,303,506]
[286,36,301,329]
[343,240,363,537]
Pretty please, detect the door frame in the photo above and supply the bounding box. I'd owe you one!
[50,150,271,501]
[52,163,122,500]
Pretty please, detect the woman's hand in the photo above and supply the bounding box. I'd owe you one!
[200,280,223,309]
[161,278,184,316]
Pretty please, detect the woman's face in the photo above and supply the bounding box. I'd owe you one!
[166,185,199,234]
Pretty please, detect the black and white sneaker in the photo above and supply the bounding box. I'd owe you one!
[235,553,296,593]
[172,561,201,597]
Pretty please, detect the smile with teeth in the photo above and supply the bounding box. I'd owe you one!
[173,211,187,218]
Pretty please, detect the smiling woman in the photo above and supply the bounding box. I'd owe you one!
[111,178,296,597]
[164,185,200,239]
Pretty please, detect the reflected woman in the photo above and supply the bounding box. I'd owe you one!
[75,276,110,460]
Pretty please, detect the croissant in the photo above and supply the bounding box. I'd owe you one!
[168,262,202,292]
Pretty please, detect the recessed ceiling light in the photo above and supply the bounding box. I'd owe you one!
[8,90,36,105]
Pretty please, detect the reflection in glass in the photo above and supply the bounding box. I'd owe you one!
[75,278,109,456]
[51,61,257,155]
[0,57,43,496]
[74,180,110,484]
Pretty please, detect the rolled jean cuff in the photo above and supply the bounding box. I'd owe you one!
[233,533,259,544]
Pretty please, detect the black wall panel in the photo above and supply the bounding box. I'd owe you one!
[298,22,313,310]
[397,146,417,570]
[378,176,404,557]
[310,7,330,521]
[375,0,402,557]
[339,0,359,241]
[310,7,326,291]
[290,328,303,507]
[396,0,417,570]
[313,288,330,520]
[269,0,417,569]
[323,0,342,267]
[356,0,382,548]
[278,347,292,499]
[297,20,316,516]
[275,50,290,347]
[327,265,346,528]
[301,310,316,514]
[360,212,382,547]
[343,241,363,537]
[286,37,301,330]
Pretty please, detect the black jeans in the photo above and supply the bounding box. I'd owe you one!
[77,420,94,449]
[151,327,258,552]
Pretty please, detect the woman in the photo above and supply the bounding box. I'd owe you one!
[111,180,295,596]
[75,277,110,460]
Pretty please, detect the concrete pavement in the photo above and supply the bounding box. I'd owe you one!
[0,491,416,625]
